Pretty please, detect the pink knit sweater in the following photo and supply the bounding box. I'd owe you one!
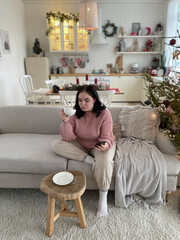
[60,109,115,150]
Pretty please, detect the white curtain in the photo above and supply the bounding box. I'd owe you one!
[165,0,180,67]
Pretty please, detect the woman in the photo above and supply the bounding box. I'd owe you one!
[52,85,116,217]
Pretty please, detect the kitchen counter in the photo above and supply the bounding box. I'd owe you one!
[49,73,146,103]
[50,73,145,77]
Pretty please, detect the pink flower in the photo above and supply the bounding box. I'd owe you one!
[165,107,173,114]
[146,39,153,46]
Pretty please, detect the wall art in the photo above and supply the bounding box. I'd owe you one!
[0,36,3,58]
[0,29,11,54]
[131,23,141,34]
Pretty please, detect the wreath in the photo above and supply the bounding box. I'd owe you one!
[102,20,118,37]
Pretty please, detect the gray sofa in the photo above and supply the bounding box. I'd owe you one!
[0,105,179,193]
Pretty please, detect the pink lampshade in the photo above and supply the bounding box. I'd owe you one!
[79,0,99,31]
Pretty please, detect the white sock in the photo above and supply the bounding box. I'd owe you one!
[83,155,95,165]
[97,190,108,217]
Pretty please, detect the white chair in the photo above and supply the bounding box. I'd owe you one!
[98,90,115,106]
[45,79,65,105]
[59,91,77,108]
[19,75,49,105]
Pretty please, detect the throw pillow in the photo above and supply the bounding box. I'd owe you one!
[113,122,121,139]
[118,106,160,141]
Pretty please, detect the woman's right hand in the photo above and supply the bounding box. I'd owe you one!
[60,109,69,122]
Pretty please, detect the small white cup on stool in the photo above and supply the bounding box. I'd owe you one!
[63,107,76,116]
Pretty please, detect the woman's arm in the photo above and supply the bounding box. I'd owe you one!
[98,110,115,150]
[60,110,76,142]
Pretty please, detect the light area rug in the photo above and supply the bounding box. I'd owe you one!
[0,188,180,240]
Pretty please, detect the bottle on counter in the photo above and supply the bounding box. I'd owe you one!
[85,74,89,84]
[94,78,98,84]
[76,77,79,85]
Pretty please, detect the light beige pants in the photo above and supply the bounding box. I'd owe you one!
[52,139,116,190]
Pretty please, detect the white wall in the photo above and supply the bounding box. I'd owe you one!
[0,0,27,106]
[24,0,167,74]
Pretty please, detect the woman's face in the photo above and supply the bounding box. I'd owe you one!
[78,91,96,112]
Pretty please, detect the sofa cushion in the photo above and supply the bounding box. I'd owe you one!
[155,131,177,155]
[0,134,67,174]
[163,154,180,175]
[0,106,62,134]
[113,123,121,139]
[118,106,160,141]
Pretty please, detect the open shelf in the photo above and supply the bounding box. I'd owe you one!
[116,51,162,55]
[117,35,163,38]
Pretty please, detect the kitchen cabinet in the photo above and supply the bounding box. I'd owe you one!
[110,76,143,102]
[48,19,89,52]
[140,76,148,104]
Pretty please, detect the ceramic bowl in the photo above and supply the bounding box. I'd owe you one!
[63,107,76,116]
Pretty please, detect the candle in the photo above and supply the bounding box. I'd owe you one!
[76,78,79,84]
[95,78,98,84]
[86,74,88,81]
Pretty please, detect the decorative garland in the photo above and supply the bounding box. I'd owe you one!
[102,20,118,37]
[46,11,79,36]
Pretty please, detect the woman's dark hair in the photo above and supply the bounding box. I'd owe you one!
[74,85,106,118]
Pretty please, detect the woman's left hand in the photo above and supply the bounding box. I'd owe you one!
[95,142,109,151]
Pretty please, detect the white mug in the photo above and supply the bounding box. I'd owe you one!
[63,107,76,116]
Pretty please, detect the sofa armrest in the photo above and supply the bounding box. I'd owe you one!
[155,131,177,155]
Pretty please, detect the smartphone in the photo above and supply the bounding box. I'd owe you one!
[95,141,106,147]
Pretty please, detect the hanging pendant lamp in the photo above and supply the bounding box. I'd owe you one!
[79,0,99,31]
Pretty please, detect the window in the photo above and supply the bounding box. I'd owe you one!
[175,12,180,72]
[48,19,88,52]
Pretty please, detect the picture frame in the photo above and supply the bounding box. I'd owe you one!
[132,23,141,34]
[0,33,3,59]
[0,29,11,54]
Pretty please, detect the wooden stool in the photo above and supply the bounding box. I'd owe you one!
[40,170,86,237]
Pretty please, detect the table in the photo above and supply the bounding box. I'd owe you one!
[46,88,124,96]
[40,170,86,237]
[46,88,124,106]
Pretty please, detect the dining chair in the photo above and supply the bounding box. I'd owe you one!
[19,75,49,105]
[98,90,115,106]
[59,91,77,108]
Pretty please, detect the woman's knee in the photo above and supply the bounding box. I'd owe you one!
[52,139,63,153]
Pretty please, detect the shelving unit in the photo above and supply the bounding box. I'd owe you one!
[117,35,162,38]
[116,35,163,55]
[117,51,162,55]
[116,35,164,72]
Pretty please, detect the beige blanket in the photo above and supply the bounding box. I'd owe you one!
[114,137,167,208]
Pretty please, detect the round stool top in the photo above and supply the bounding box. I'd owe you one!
[40,170,86,200]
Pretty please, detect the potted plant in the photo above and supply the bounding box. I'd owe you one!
[144,32,180,152]
[32,38,42,56]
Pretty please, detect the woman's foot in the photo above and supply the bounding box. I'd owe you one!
[97,190,108,217]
